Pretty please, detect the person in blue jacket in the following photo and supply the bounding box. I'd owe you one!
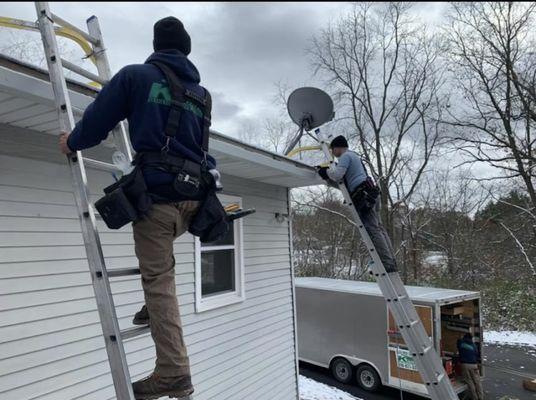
[317,136,398,273]
[457,333,484,400]
[59,16,211,399]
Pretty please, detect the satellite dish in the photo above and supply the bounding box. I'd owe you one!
[287,87,334,131]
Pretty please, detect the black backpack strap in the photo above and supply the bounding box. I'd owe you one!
[202,89,211,152]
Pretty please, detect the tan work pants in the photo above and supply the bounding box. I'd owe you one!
[133,201,199,377]
[461,363,484,400]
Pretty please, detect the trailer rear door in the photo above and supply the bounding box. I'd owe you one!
[387,305,434,390]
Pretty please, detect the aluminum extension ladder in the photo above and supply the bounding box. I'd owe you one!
[34,3,167,399]
[314,128,458,400]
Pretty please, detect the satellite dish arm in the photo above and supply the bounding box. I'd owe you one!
[284,126,304,156]
[284,114,316,155]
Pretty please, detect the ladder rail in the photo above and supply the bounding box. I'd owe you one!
[86,16,133,162]
[34,3,135,399]
[50,11,100,45]
[60,57,108,85]
[315,128,458,400]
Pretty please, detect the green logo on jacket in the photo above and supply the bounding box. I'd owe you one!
[147,81,203,118]
[148,82,172,105]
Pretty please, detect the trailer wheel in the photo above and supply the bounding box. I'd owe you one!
[330,358,353,384]
[356,364,381,391]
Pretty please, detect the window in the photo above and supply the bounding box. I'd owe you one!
[195,194,245,312]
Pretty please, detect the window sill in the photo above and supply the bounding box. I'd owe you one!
[195,291,245,313]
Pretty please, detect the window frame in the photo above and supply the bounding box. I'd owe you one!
[194,193,245,313]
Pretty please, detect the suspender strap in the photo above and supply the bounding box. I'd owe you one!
[202,90,212,152]
[150,61,185,139]
[149,60,212,152]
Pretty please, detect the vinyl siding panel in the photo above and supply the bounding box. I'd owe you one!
[0,153,298,400]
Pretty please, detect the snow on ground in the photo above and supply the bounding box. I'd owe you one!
[484,330,536,348]
[299,375,362,400]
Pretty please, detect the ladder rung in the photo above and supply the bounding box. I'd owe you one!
[416,345,434,356]
[435,372,446,383]
[121,326,150,340]
[82,157,121,172]
[50,12,100,45]
[61,58,107,85]
[107,268,141,278]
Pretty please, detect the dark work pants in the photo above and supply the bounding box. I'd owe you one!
[357,202,398,272]
[133,201,199,378]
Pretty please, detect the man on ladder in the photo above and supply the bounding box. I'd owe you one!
[59,16,210,400]
[317,135,398,273]
[285,84,457,400]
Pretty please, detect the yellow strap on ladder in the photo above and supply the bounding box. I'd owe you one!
[285,145,321,158]
[0,16,97,65]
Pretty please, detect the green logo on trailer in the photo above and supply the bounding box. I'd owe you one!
[396,348,418,371]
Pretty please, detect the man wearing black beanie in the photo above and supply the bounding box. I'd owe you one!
[59,16,214,399]
[317,135,398,273]
[153,16,191,55]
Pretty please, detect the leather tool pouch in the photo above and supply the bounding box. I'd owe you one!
[95,166,153,229]
[188,190,230,243]
[351,177,380,213]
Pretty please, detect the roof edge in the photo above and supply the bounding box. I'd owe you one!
[0,53,99,97]
[0,53,319,181]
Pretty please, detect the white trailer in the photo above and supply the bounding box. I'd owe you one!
[296,277,483,398]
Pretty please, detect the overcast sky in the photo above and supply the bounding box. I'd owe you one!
[0,2,447,137]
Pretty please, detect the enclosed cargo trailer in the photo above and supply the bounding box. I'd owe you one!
[296,277,483,398]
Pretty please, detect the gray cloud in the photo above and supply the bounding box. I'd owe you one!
[0,2,445,137]
[211,91,242,119]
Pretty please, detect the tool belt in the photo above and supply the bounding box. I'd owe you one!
[133,151,213,201]
[95,165,153,229]
[133,151,231,243]
[350,177,380,212]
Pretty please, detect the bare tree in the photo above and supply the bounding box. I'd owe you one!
[445,2,536,211]
[292,186,370,280]
[414,169,492,282]
[308,2,446,236]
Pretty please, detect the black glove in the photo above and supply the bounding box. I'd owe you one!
[316,166,329,180]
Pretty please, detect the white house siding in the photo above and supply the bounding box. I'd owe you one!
[0,152,299,400]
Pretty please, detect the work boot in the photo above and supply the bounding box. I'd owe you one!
[132,305,150,326]
[385,263,398,273]
[367,259,398,273]
[132,373,194,400]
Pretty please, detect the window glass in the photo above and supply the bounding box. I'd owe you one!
[195,195,244,312]
[201,249,235,296]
